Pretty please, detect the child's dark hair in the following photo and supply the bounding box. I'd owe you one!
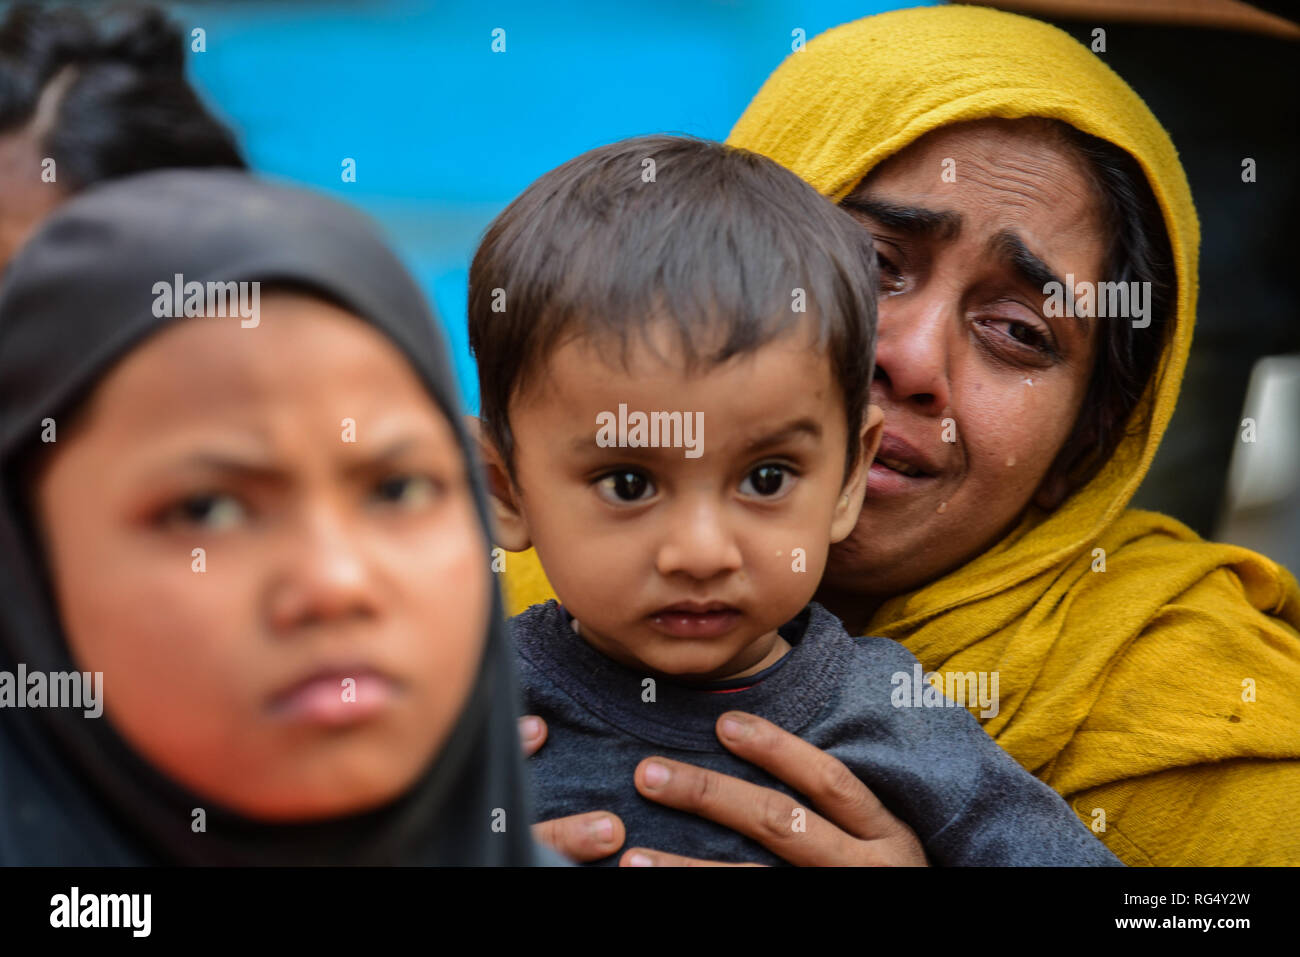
[0,3,245,189]
[469,133,878,482]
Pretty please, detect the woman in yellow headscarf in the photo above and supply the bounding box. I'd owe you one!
[504,5,1300,866]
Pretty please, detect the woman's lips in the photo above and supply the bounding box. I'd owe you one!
[867,459,939,495]
[868,432,943,496]
[648,603,742,639]
[266,668,398,727]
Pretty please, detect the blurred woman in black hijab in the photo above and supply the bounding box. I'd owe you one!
[0,2,245,269]
[0,168,548,865]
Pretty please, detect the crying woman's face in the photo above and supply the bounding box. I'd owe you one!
[31,291,491,821]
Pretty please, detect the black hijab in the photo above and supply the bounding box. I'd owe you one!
[0,169,541,865]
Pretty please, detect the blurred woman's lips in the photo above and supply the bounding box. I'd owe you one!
[868,432,943,496]
[266,666,399,726]
[648,602,742,639]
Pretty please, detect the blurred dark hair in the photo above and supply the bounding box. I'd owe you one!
[0,2,244,189]
[1048,122,1175,495]
[469,133,879,482]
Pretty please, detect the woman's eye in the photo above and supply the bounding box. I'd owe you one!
[372,474,441,509]
[164,493,247,530]
[596,470,655,504]
[984,318,1052,354]
[876,251,905,293]
[739,464,792,498]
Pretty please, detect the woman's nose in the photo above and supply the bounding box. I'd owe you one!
[654,499,743,582]
[267,505,380,633]
[872,295,952,414]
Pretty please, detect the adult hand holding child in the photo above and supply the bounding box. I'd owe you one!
[520,712,928,866]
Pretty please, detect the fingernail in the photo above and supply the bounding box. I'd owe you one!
[521,716,541,741]
[719,715,748,741]
[627,853,654,867]
[590,816,614,843]
[643,761,670,789]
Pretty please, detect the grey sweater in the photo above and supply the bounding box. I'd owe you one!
[513,600,1121,866]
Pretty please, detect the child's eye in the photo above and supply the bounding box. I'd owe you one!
[595,470,655,504]
[163,493,247,531]
[371,474,441,509]
[739,464,794,499]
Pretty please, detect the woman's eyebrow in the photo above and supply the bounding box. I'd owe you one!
[159,436,435,480]
[341,437,429,475]
[989,230,1064,292]
[839,196,962,239]
[167,450,286,483]
[989,231,1089,330]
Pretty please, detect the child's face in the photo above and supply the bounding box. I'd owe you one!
[31,292,490,821]
[493,320,879,681]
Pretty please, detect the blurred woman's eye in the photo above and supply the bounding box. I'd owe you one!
[162,493,247,531]
[595,470,655,505]
[739,464,794,499]
[372,474,441,509]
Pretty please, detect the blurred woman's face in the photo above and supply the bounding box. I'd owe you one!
[0,130,66,271]
[32,292,490,821]
[819,119,1107,619]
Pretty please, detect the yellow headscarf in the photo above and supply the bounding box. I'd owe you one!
[501,5,1300,864]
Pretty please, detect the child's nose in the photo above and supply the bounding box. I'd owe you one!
[266,508,380,632]
[654,501,743,581]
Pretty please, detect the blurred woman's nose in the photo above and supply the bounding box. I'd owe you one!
[655,498,743,581]
[267,502,379,633]
[872,293,952,414]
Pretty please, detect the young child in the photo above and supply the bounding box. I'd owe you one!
[0,169,547,865]
[469,135,1121,866]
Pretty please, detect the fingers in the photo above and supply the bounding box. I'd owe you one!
[633,756,864,866]
[619,847,762,867]
[714,711,897,842]
[518,714,547,757]
[531,811,626,863]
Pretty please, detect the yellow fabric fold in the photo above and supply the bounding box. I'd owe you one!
[501,4,1300,864]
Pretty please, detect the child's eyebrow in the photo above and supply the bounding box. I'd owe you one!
[740,417,822,452]
[563,419,822,457]
[569,434,604,455]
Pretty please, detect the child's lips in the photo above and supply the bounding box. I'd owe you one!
[266,667,399,727]
[647,603,742,640]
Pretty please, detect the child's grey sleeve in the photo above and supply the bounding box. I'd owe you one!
[923,745,1124,866]
[833,638,1123,866]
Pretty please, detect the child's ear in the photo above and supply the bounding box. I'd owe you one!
[830,404,884,544]
[465,415,532,552]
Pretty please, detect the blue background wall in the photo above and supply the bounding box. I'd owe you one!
[169,0,924,410]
